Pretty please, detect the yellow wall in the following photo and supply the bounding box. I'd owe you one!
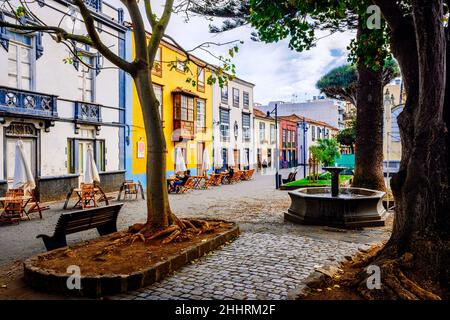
[131,34,213,177]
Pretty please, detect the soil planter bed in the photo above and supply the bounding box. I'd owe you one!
[24,220,239,298]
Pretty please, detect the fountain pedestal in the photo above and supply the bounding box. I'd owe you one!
[284,167,387,229]
[323,166,347,197]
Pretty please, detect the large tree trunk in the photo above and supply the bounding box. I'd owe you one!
[134,69,173,230]
[359,0,450,297]
[352,21,386,192]
[387,0,450,286]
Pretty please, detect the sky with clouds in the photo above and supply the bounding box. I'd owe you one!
[110,0,356,105]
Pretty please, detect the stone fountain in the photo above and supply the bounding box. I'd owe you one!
[284,167,387,229]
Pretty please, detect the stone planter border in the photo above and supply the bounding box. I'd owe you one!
[23,224,240,298]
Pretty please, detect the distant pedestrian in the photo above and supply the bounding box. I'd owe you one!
[262,159,268,174]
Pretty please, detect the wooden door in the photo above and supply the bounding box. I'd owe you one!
[234,149,240,170]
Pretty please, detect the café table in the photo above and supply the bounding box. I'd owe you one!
[63,186,109,210]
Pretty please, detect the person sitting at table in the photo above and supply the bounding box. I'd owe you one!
[227,166,235,181]
[170,170,191,193]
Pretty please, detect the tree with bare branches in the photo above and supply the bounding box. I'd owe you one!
[0,0,237,243]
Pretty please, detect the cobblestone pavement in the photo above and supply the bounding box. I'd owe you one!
[0,171,392,300]
[111,231,376,300]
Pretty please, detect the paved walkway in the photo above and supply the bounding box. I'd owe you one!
[0,171,392,300]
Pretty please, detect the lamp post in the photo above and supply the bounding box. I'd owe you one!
[267,103,280,189]
[301,117,309,179]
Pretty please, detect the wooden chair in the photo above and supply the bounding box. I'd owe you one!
[123,180,139,200]
[231,171,243,184]
[25,189,48,219]
[1,191,24,224]
[80,183,97,209]
[246,169,255,180]
[203,175,216,189]
[176,177,195,194]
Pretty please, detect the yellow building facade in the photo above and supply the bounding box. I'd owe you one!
[130,33,214,183]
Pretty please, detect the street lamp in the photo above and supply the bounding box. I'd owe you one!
[299,117,309,178]
[266,103,281,189]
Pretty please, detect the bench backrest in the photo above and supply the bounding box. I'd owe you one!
[54,204,123,235]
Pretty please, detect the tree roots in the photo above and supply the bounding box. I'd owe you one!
[354,251,442,300]
[126,214,228,245]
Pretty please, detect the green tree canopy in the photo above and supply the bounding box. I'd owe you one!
[336,122,356,154]
[309,138,341,167]
[316,59,400,106]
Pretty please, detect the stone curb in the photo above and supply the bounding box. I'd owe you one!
[23,224,240,298]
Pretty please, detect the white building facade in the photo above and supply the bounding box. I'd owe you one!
[253,108,277,172]
[212,77,254,170]
[0,0,129,201]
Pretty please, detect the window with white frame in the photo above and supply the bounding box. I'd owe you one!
[153,84,163,119]
[197,99,206,130]
[242,113,251,142]
[312,125,316,141]
[259,122,265,143]
[221,85,228,104]
[176,58,185,72]
[7,31,33,90]
[232,88,240,107]
[243,91,250,109]
[152,46,162,77]
[270,124,276,144]
[77,55,95,102]
[220,109,230,141]
[197,67,205,92]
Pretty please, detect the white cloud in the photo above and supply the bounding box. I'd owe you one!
[108,0,356,104]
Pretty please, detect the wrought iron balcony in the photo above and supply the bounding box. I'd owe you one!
[84,0,102,12]
[0,86,58,119]
[75,101,102,123]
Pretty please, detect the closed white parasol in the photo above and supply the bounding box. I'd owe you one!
[214,148,223,169]
[202,148,211,174]
[84,146,100,184]
[228,147,235,167]
[175,147,187,173]
[13,140,36,191]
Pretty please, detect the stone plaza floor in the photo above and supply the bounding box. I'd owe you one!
[0,171,392,300]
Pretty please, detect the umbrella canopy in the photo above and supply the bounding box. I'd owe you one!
[84,146,100,184]
[175,147,187,173]
[214,148,223,168]
[228,148,235,167]
[201,148,211,173]
[13,140,36,191]
[242,149,249,167]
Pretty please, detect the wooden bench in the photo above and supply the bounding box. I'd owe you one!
[37,204,124,251]
[282,171,297,184]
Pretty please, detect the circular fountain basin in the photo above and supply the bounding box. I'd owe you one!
[285,187,387,229]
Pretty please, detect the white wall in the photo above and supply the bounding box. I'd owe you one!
[1,1,125,181]
[212,78,255,167]
[2,1,122,109]
[253,117,276,169]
